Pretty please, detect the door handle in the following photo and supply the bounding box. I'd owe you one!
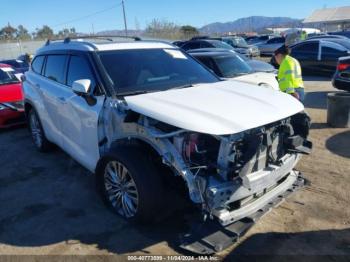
[57,97,67,104]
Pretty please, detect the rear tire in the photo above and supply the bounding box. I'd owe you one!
[28,109,52,152]
[96,146,165,223]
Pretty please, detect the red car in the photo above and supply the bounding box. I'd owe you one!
[0,63,25,128]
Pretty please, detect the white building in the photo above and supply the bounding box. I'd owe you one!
[303,6,350,32]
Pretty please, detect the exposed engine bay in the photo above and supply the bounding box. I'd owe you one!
[99,97,312,254]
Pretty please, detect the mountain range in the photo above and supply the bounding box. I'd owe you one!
[95,16,303,36]
[200,16,302,34]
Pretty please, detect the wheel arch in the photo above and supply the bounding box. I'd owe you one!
[96,137,173,175]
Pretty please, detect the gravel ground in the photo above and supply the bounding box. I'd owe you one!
[0,77,349,260]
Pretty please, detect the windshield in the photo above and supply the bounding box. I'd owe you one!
[99,48,219,95]
[225,37,248,48]
[214,55,253,78]
[210,41,234,50]
[0,68,20,85]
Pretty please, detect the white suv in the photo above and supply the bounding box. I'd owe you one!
[23,36,312,254]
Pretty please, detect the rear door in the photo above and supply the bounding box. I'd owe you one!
[320,41,349,75]
[58,53,104,172]
[40,54,69,146]
[290,41,319,73]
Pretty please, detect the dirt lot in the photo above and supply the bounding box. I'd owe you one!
[0,77,349,260]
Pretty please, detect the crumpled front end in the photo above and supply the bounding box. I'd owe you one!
[100,98,312,254]
[171,112,312,225]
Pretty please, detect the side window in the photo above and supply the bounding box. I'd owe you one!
[291,42,319,59]
[268,38,284,44]
[66,56,96,90]
[322,46,347,60]
[31,56,45,74]
[44,55,68,83]
[182,42,200,51]
[200,41,213,48]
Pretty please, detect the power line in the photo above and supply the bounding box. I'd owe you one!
[52,2,123,28]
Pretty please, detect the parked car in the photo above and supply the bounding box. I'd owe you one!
[333,56,350,91]
[23,37,311,254]
[0,59,30,73]
[180,39,234,51]
[255,37,285,56]
[0,64,25,128]
[329,31,350,39]
[247,35,274,45]
[189,50,279,90]
[289,39,350,75]
[172,40,186,47]
[211,36,260,57]
[188,48,275,73]
[307,34,348,40]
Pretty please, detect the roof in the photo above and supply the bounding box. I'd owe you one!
[303,6,350,24]
[36,38,175,54]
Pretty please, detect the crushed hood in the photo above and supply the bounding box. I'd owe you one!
[125,81,304,135]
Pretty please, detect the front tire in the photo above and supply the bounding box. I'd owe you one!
[96,146,164,223]
[28,109,52,152]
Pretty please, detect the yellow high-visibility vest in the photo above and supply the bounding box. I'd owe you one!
[277,55,304,94]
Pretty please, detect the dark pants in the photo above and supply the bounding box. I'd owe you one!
[295,88,305,104]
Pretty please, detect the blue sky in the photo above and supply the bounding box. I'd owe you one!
[1,0,349,33]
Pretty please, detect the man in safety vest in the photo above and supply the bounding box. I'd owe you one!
[274,45,305,103]
[300,30,308,41]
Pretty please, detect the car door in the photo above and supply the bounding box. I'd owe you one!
[57,54,104,172]
[39,54,69,147]
[290,42,319,73]
[320,42,349,75]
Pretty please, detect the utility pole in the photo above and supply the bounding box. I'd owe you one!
[122,0,128,36]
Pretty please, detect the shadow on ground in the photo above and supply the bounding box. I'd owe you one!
[0,127,194,255]
[304,91,332,110]
[326,130,350,159]
[224,229,350,262]
[303,76,332,82]
[1,126,350,258]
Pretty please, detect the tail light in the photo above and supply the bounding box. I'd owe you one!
[337,63,350,71]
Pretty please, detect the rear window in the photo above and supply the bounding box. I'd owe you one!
[32,56,45,74]
[44,55,67,84]
[214,55,253,78]
[0,67,20,84]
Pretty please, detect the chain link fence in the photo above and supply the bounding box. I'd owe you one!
[0,40,45,60]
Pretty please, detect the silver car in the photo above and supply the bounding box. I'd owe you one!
[255,37,285,56]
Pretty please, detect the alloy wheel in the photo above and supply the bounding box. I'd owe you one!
[104,161,139,218]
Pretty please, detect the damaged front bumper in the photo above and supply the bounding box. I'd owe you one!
[180,170,307,255]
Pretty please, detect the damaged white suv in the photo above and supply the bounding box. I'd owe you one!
[23,37,312,254]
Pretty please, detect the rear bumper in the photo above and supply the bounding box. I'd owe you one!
[333,77,350,92]
[0,109,25,128]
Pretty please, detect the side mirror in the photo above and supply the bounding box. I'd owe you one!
[72,79,91,95]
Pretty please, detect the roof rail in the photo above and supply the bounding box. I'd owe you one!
[45,34,141,46]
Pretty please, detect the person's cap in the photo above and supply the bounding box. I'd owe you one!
[274,45,290,56]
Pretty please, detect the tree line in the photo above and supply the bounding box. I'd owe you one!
[145,19,199,40]
[0,23,77,41]
[0,19,200,42]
